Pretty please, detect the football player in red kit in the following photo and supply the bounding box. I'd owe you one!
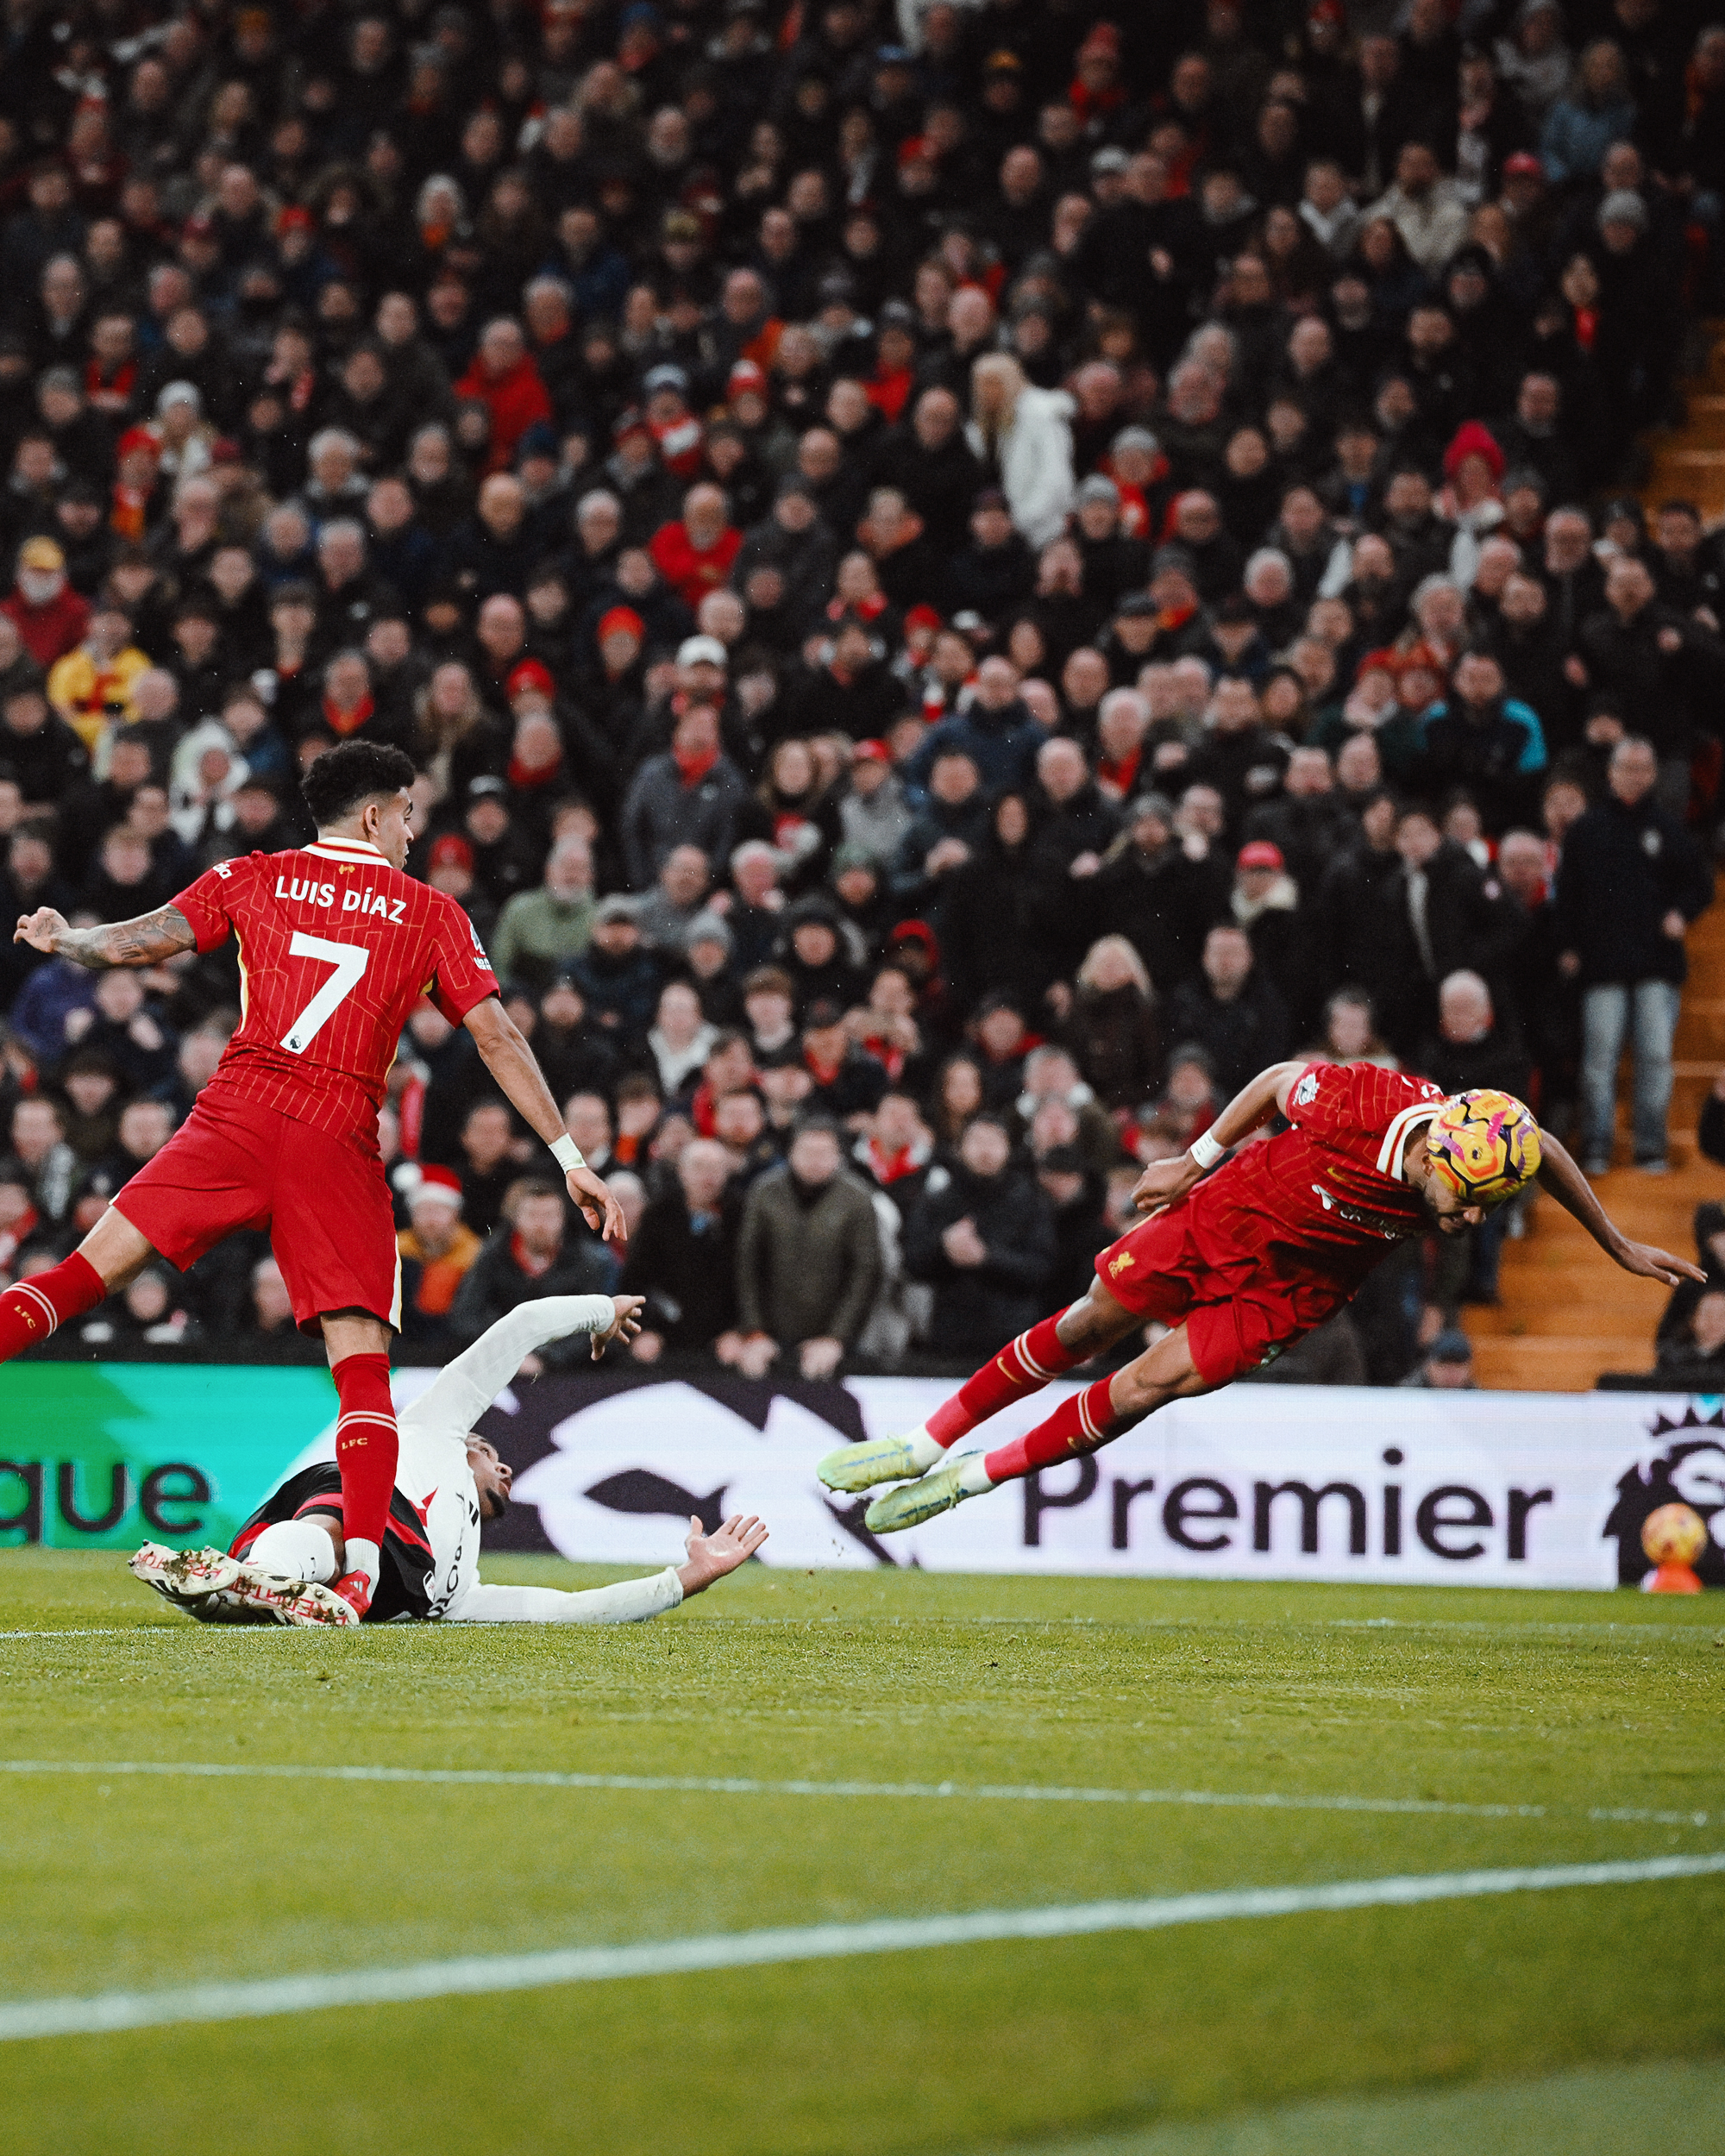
[8,740,626,1620]
[820,1058,1703,1532]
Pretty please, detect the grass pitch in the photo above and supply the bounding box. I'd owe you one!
[1,1550,1722,2155]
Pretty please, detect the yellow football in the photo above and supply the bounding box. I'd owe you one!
[1640,1501,1708,1568]
[1426,1088,1541,1206]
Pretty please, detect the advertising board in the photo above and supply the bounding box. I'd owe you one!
[5,1367,1721,1591]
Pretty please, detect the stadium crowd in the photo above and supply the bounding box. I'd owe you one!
[0,0,1723,1385]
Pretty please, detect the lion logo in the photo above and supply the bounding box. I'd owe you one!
[1603,1403,1725,1587]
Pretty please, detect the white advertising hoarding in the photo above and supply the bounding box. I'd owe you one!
[455,1376,1725,1592]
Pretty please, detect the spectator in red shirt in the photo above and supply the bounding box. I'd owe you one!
[2,537,90,667]
[649,484,743,611]
[455,318,553,474]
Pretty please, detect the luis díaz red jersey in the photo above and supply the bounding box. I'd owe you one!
[172,834,499,1149]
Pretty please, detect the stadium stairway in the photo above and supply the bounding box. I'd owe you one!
[1642,317,1725,520]
[1469,893,1725,1389]
[1467,322,1725,1389]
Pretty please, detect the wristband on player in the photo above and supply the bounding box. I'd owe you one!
[1188,1129,1227,1172]
[550,1133,586,1174]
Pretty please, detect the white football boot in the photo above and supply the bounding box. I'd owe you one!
[129,1543,247,1614]
[229,1567,364,1627]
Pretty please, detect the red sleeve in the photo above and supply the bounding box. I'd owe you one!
[1282,1060,1346,1136]
[171,856,249,953]
[1287,1062,1442,1143]
[424,892,499,1025]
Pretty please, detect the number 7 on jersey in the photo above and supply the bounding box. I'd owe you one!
[281,931,370,1054]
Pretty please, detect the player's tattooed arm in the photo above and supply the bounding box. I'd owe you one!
[11,903,198,969]
[1534,1130,1706,1286]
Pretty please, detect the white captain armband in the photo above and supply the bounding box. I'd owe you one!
[550,1133,586,1174]
[1189,1129,1227,1172]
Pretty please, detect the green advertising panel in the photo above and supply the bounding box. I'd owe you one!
[0,1363,338,1551]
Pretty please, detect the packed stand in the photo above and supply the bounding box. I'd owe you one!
[0,0,1722,1383]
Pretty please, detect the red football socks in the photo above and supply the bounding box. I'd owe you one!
[925,1313,1088,1447]
[0,1251,104,1359]
[983,1377,1124,1485]
[331,1351,398,1554]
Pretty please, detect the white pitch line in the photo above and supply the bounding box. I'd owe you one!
[0,1628,268,1639]
[0,1613,1716,1639]
[3,1852,1722,2045]
[0,1758,1710,1828]
[1323,1616,1724,1638]
[2,1613,1721,1639]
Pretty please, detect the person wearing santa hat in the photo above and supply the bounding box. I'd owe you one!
[397,1164,483,1347]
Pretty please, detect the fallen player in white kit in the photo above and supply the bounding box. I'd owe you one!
[130,1294,767,1626]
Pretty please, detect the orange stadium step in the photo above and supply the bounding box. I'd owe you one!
[1673,1000,1725,1058]
[1680,926,1725,993]
[1467,1338,1658,1390]
[1642,327,1725,516]
[1465,1295,1661,1338]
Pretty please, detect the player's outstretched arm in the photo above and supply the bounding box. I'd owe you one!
[399,1294,645,1445]
[1534,1131,1706,1286]
[676,1513,769,1595]
[13,903,196,970]
[461,993,628,1245]
[1131,1057,1308,1214]
[445,1516,768,1624]
[588,1295,645,1359]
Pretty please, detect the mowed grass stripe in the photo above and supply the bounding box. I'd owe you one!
[0,1756,1710,1827]
[3,1854,1722,2045]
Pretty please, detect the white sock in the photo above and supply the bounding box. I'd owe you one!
[904,1426,941,1471]
[343,1536,382,1590]
[248,1520,337,1584]
[955,1453,994,1496]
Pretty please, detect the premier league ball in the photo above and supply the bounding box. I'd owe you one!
[1641,1501,1708,1569]
[1425,1089,1541,1207]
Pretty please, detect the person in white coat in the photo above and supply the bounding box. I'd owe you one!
[130,1294,768,1625]
[967,354,1076,550]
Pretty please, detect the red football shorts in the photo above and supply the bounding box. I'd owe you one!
[114,1090,401,1336]
[1093,1190,1356,1386]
